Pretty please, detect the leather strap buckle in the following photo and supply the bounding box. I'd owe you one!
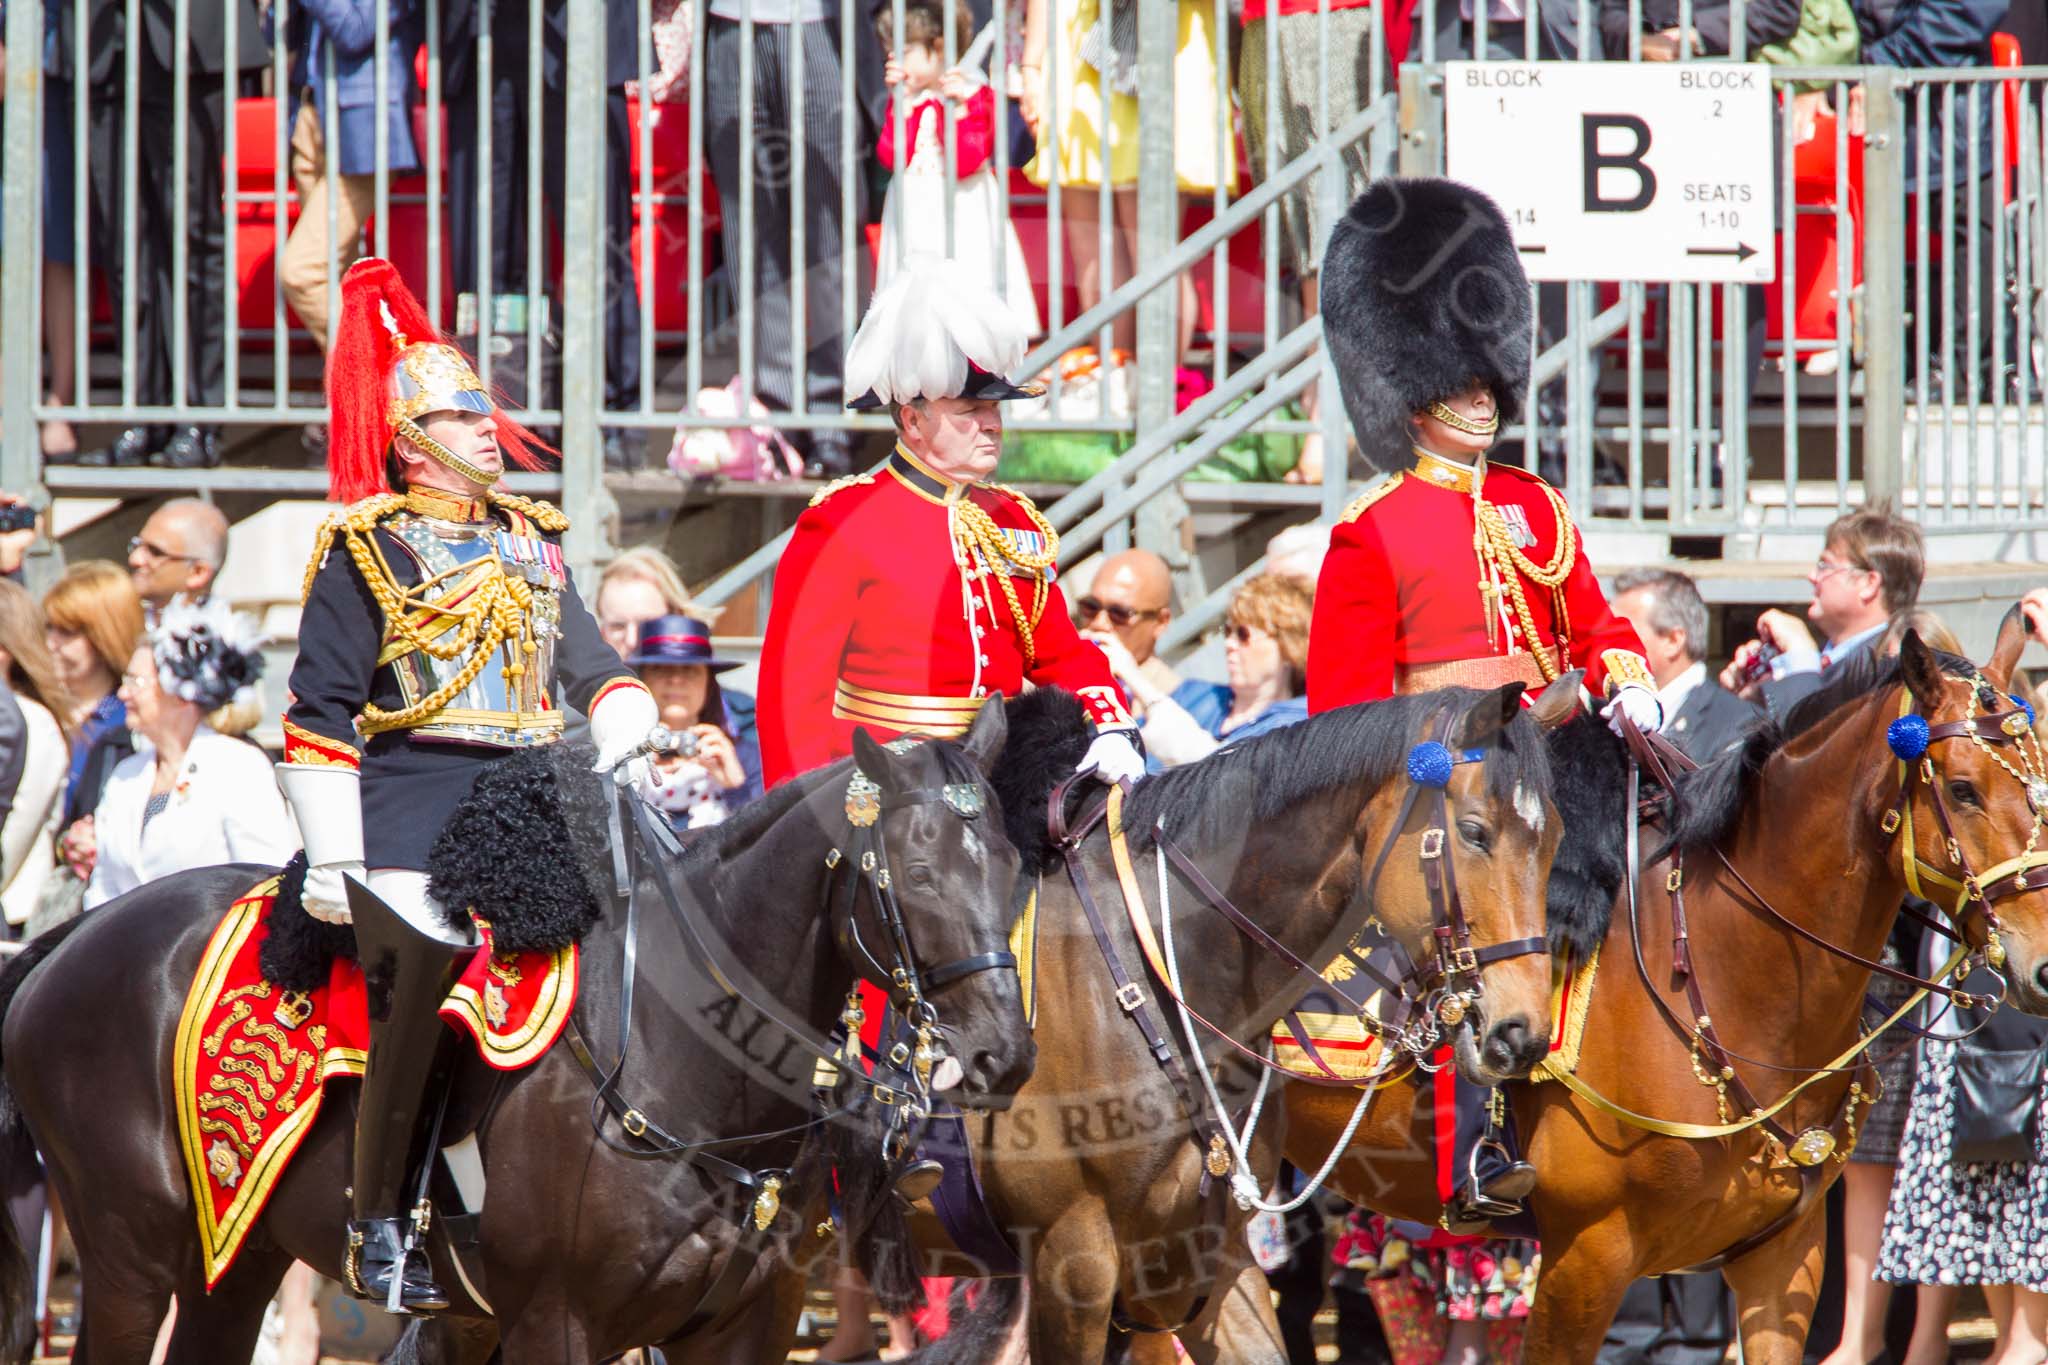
[1115,982,1146,1012]
[1419,828,1446,861]
[1881,808,1902,835]
[622,1109,648,1138]
[1443,944,1480,976]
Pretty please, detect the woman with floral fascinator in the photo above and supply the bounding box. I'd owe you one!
[83,599,298,910]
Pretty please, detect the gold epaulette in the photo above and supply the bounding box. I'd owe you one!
[1338,473,1405,524]
[301,494,408,605]
[489,492,569,533]
[808,469,877,508]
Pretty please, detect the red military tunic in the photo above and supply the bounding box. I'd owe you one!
[758,445,1133,786]
[1307,450,1648,713]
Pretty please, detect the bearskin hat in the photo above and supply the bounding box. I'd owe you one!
[323,258,551,503]
[1320,178,1533,473]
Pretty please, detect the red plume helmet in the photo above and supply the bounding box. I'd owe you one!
[324,258,551,503]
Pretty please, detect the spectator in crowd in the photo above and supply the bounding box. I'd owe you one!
[126,497,229,618]
[73,0,269,471]
[1018,0,1231,369]
[1072,548,1197,719]
[596,543,701,659]
[1599,0,1800,61]
[84,600,293,910]
[1722,505,1925,723]
[628,614,760,827]
[1878,606,2048,1365]
[0,582,71,937]
[440,0,647,469]
[1099,573,1311,767]
[701,0,887,480]
[43,561,146,904]
[277,0,422,452]
[1842,0,2013,391]
[1266,522,1330,590]
[1237,0,1406,484]
[1610,568,1757,761]
[591,546,760,773]
[0,492,41,581]
[2021,588,2048,721]
[875,2,1040,331]
[8,0,85,461]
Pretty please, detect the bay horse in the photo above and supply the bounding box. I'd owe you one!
[859,679,1576,1365]
[1280,615,2048,1364]
[0,707,1031,1365]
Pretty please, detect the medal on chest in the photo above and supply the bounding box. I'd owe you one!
[1498,503,1538,550]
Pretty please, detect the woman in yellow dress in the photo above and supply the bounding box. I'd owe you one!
[1017,0,1234,365]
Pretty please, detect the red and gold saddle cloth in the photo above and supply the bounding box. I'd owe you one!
[1269,948,1599,1084]
[174,876,578,1288]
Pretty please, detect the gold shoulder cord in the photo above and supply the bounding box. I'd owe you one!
[952,485,1058,670]
[1472,479,1577,683]
[302,494,545,734]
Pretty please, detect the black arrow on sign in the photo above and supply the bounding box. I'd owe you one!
[1686,243,1759,262]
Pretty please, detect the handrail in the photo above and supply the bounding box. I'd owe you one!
[1018,97,1393,378]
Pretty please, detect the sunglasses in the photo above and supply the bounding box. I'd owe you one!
[1224,623,1267,646]
[1076,596,1163,629]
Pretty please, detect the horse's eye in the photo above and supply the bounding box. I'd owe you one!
[1947,779,1980,808]
[1457,819,1492,852]
[906,863,938,889]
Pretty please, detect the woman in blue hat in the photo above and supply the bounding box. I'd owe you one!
[627,614,761,827]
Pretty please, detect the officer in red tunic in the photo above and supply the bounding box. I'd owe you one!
[1307,179,1662,1226]
[758,254,1142,788]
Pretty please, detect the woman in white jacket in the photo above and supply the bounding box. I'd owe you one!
[84,600,297,910]
[0,582,75,932]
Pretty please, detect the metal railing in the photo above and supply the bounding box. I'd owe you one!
[2,0,2041,618]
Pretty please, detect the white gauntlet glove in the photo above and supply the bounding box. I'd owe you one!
[1077,729,1146,786]
[276,763,366,925]
[590,681,662,788]
[1601,684,1664,739]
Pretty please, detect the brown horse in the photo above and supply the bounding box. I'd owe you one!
[0,717,1032,1365]
[1280,616,2048,1365]
[855,680,1575,1365]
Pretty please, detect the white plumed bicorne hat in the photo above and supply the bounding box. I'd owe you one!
[844,254,1043,411]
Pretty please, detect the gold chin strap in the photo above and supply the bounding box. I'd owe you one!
[1427,400,1500,436]
[395,415,501,490]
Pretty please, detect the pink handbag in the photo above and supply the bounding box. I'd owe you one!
[667,378,804,482]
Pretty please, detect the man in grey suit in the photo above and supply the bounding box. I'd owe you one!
[1613,568,1759,763]
[1723,506,1926,724]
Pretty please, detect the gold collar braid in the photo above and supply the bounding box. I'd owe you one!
[1471,477,1577,680]
[950,486,1059,670]
[304,494,542,734]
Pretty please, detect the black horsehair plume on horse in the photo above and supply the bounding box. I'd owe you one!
[1664,644,1980,858]
[990,685,1621,956]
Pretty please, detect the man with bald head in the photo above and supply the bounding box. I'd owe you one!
[1075,548,1181,712]
[127,497,228,617]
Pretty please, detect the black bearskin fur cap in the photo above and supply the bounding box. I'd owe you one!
[1320,178,1533,473]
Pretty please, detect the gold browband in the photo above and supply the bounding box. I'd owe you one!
[832,679,987,738]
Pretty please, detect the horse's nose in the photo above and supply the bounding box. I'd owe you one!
[1482,1014,1544,1077]
[966,1037,1036,1102]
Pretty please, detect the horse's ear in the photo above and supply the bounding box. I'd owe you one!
[1898,629,1948,708]
[1452,682,1525,749]
[850,727,896,787]
[1984,603,2029,691]
[959,693,1009,776]
[1529,670,1586,732]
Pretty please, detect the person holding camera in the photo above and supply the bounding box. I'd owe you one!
[628,614,759,829]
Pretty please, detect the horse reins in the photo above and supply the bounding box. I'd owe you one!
[561,761,1014,1336]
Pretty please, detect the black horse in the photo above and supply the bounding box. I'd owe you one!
[0,706,1030,1364]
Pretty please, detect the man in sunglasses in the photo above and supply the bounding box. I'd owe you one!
[126,498,228,620]
[1075,549,1186,718]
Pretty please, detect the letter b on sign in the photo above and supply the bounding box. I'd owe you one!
[1583,114,1656,213]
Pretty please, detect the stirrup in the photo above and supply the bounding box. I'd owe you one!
[892,1158,945,1205]
[345,1217,451,1315]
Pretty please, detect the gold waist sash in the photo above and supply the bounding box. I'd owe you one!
[831,679,987,738]
[1395,643,1560,695]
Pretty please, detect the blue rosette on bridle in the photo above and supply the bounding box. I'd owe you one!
[1887,713,1931,762]
[1407,740,1455,788]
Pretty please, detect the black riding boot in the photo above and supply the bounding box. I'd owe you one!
[346,884,460,1314]
[1445,1078,1535,1232]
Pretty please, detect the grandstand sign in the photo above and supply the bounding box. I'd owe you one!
[1444,62,1775,284]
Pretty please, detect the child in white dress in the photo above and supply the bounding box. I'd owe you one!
[876,2,1041,332]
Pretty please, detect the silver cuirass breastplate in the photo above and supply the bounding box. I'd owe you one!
[384,512,566,747]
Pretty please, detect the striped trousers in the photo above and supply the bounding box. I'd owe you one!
[704,16,869,426]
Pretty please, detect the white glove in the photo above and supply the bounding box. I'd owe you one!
[1077,729,1146,785]
[277,762,366,924]
[302,860,365,924]
[591,681,661,777]
[1601,684,1664,738]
